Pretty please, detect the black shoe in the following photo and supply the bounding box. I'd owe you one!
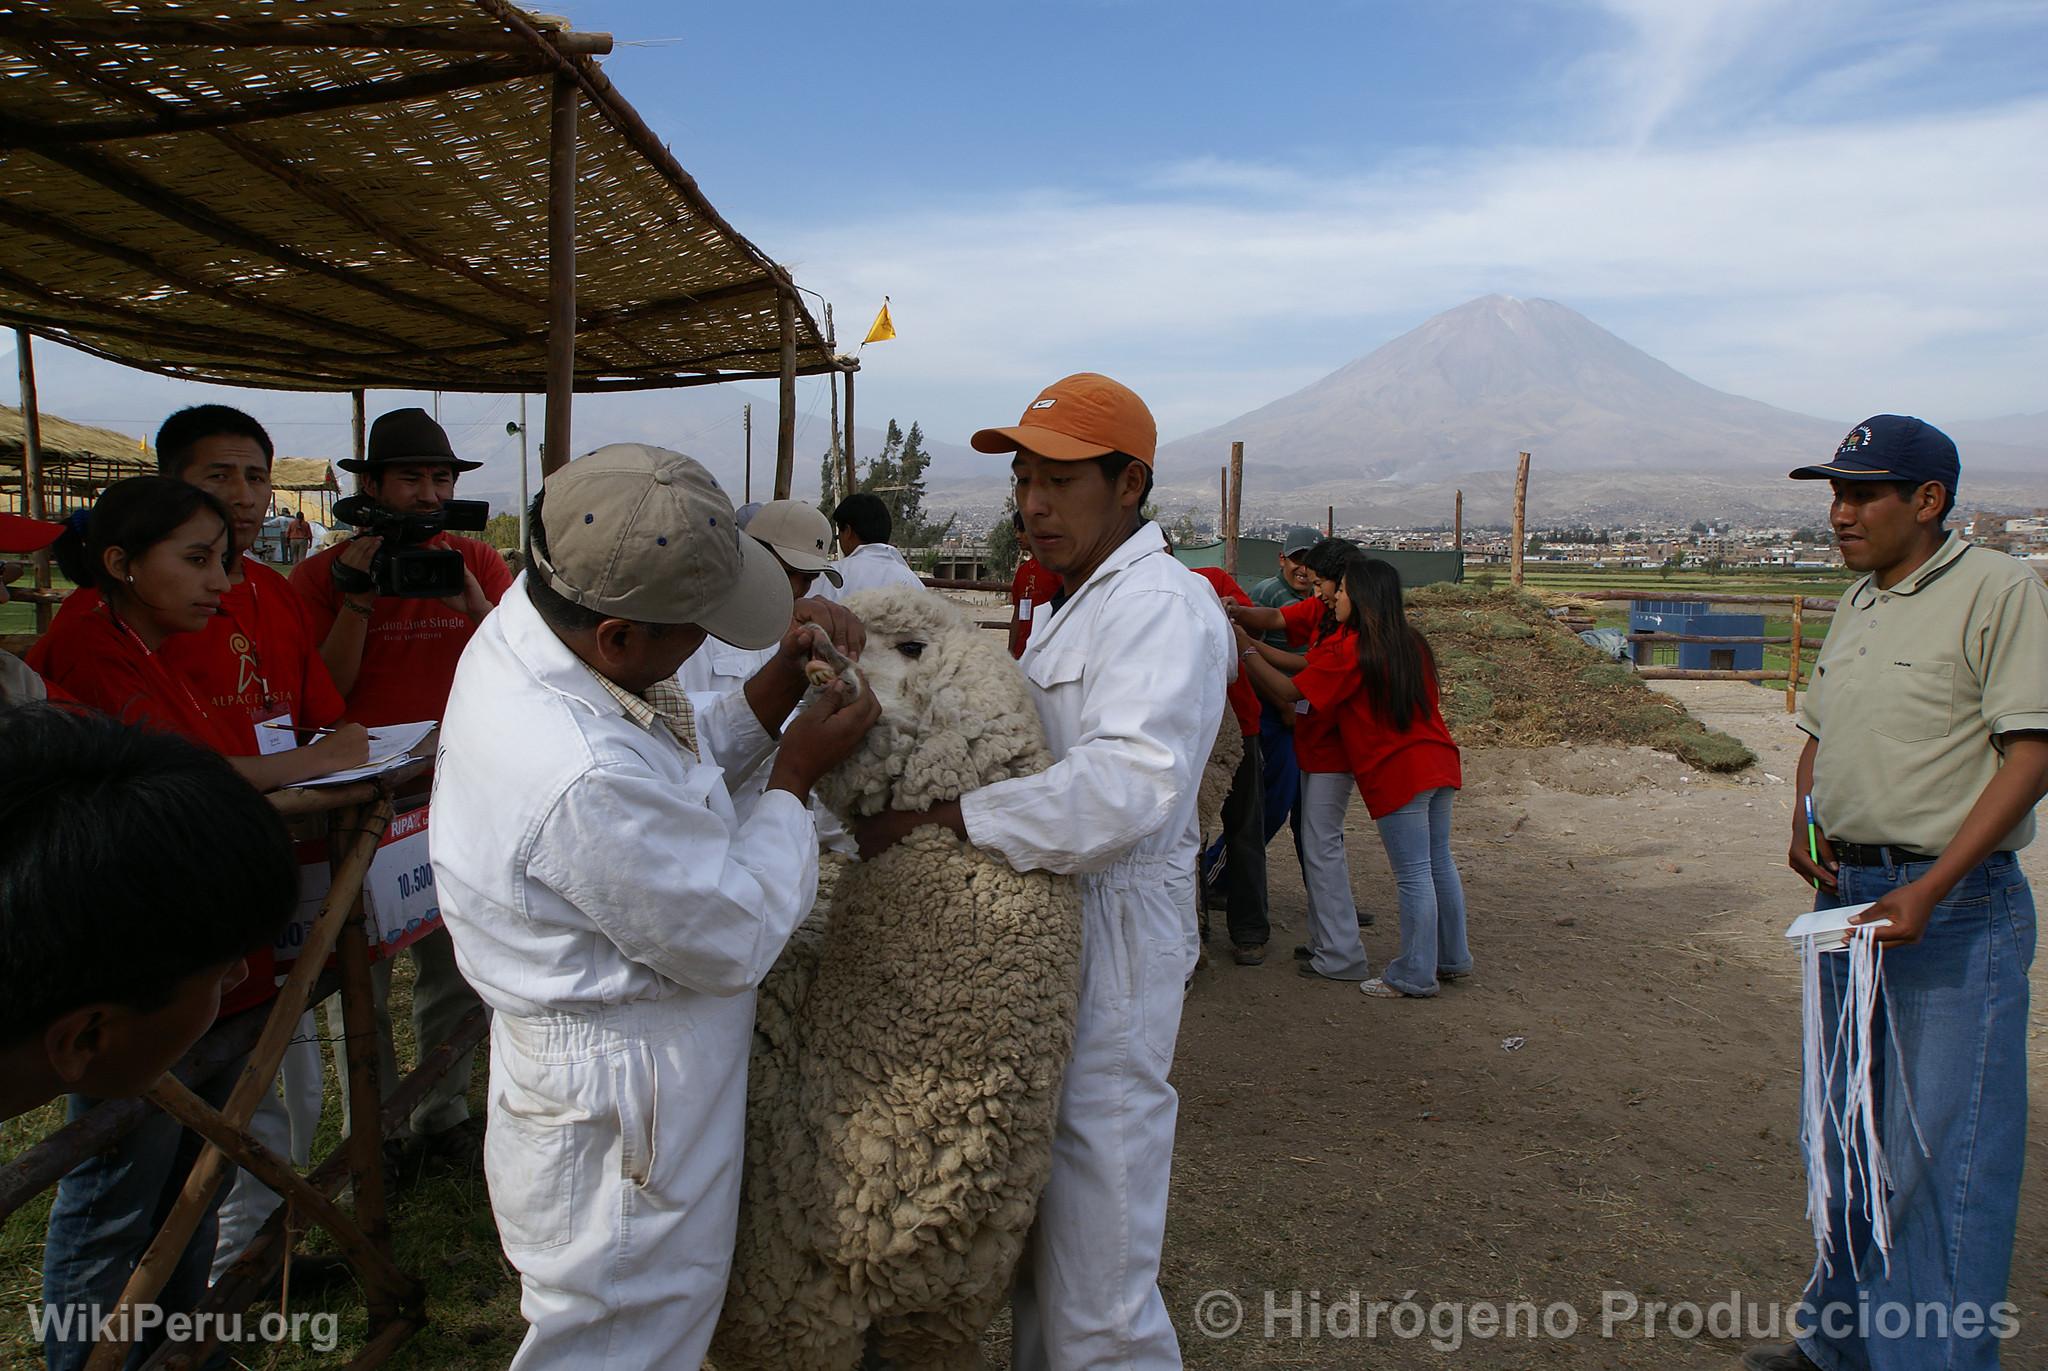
[1741,1345,1821,1371]
[1293,944,1313,961]
[1357,911,1376,928]
[1232,944,1266,966]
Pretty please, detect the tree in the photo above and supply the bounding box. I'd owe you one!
[482,512,521,551]
[840,418,953,548]
[1525,534,1545,556]
[986,503,1021,577]
[1690,520,1710,536]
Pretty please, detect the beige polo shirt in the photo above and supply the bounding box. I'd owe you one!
[1800,534,2048,853]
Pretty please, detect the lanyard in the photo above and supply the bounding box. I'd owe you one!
[105,604,223,736]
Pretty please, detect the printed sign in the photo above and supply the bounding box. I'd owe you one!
[275,804,442,964]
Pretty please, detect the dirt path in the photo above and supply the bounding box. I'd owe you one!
[1155,682,2047,1367]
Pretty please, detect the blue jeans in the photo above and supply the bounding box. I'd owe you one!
[42,1048,244,1371]
[1798,852,2033,1371]
[1257,702,1300,846]
[1372,787,1472,994]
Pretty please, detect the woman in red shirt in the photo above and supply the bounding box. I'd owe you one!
[41,477,368,791]
[1230,540,1373,981]
[1239,553,1470,998]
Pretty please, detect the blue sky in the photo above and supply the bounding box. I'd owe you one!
[12,0,2047,498]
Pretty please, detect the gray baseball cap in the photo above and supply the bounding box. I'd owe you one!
[746,499,843,587]
[530,443,792,647]
[1280,527,1319,557]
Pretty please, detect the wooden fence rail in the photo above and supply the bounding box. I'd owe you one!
[1567,591,1836,712]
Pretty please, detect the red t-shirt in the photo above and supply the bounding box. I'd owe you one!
[33,562,344,750]
[1191,566,1260,736]
[1009,557,1062,659]
[1289,621,1464,818]
[291,532,513,726]
[1280,597,1351,773]
[31,602,282,1015]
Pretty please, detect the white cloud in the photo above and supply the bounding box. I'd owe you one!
[779,94,2048,441]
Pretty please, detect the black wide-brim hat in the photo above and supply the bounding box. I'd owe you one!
[338,406,483,474]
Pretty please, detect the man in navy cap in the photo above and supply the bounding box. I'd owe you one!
[1746,416,2048,1371]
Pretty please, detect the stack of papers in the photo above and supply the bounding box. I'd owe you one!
[297,721,436,787]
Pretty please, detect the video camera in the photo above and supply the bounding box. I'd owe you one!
[331,494,490,599]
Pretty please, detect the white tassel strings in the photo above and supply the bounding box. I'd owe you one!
[1798,927,1930,1289]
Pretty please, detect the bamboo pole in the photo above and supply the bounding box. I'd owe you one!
[742,402,752,503]
[350,388,366,471]
[774,292,796,499]
[1635,668,1782,682]
[13,328,49,631]
[85,798,394,1371]
[1786,596,1805,713]
[1225,441,1243,577]
[825,304,847,506]
[542,72,577,476]
[1510,451,1531,589]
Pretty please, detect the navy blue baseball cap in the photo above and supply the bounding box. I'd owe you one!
[1790,415,1959,495]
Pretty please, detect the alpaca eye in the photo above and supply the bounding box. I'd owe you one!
[895,641,926,659]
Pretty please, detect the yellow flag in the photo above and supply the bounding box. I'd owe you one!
[862,298,896,345]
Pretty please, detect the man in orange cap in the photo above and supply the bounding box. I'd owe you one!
[858,372,1231,1369]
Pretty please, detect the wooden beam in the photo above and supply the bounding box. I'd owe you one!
[1510,451,1531,589]
[471,0,833,363]
[843,365,856,485]
[1786,596,1805,714]
[0,55,549,148]
[0,14,614,54]
[542,73,578,476]
[1454,489,1463,550]
[774,292,796,499]
[352,390,367,472]
[13,328,49,632]
[1226,441,1243,577]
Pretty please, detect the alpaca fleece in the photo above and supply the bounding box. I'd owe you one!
[710,588,1083,1371]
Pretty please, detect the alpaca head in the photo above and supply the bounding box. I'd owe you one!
[814,586,1053,819]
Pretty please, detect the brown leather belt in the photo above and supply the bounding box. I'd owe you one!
[1831,840,1941,867]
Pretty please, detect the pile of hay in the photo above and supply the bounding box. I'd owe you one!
[1406,583,1755,773]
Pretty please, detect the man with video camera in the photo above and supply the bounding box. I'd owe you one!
[291,407,510,1173]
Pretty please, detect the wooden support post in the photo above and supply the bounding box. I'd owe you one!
[1454,489,1464,550]
[350,388,366,471]
[1225,441,1243,577]
[1217,464,1227,538]
[774,292,797,499]
[1326,505,1334,537]
[1510,451,1532,589]
[336,851,400,1330]
[1786,596,1805,714]
[14,328,50,632]
[824,304,843,509]
[843,365,856,486]
[85,797,394,1371]
[542,72,578,477]
[742,402,752,503]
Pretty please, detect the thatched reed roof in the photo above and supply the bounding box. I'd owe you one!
[0,1,842,392]
[271,456,336,491]
[0,402,152,511]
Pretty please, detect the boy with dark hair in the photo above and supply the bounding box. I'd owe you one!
[8,705,300,1370]
[0,705,297,1120]
[826,491,925,596]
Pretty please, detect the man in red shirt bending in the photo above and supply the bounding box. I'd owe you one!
[291,407,510,1170]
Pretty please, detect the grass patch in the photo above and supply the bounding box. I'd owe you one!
[1409,583,1756,772]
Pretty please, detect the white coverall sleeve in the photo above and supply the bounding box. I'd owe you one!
[527,759,818,997]
[695,679,778,786]
[960,587,1225,875]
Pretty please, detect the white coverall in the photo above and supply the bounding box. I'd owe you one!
[958,521,1230,1370]
[430,583,818,1370]
[816,540,925,598]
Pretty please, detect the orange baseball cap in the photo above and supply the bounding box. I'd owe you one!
[970,372,1158,466]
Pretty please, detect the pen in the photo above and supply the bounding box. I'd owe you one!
[1803,794,1821,890]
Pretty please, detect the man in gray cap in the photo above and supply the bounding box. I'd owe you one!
[430,444,878,1370]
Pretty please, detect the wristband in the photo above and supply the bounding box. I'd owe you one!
[341,597,374,618]
[330,556,375,596]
